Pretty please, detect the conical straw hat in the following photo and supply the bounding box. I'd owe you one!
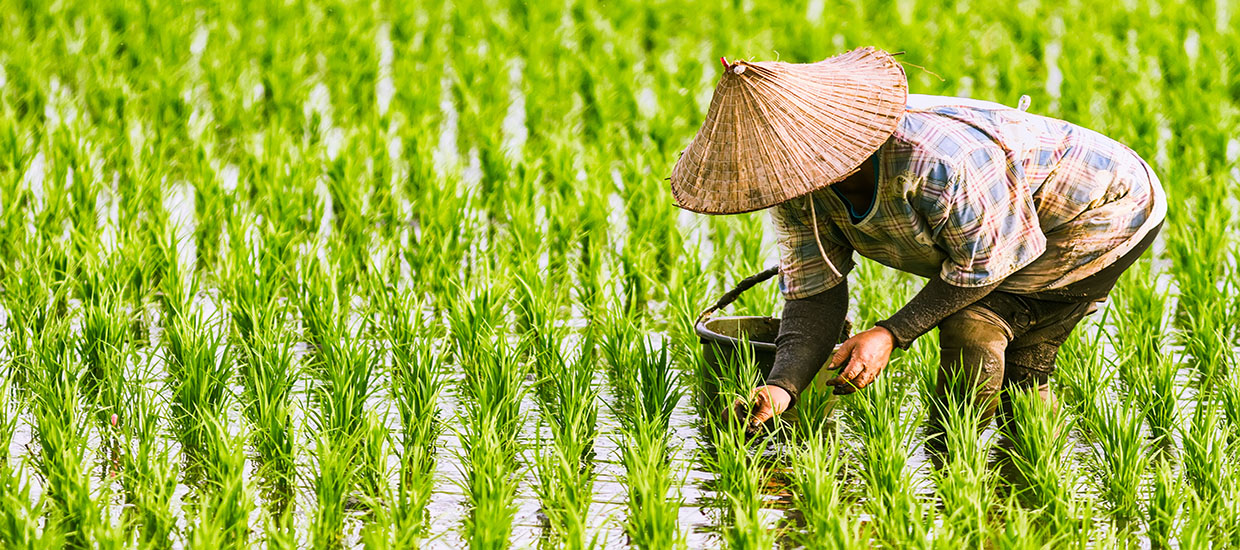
[669,47,908,215]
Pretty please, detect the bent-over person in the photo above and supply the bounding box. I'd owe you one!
[668,48,1165,432]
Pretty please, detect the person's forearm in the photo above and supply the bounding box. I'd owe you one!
[766,281,849,406]
[875,276,1001,349]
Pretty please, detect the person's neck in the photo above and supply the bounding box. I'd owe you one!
[833,158,877,213]
[837,159,875,194]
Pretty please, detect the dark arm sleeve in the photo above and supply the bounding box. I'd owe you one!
[874,275,1002,350]
[765,280,849,407]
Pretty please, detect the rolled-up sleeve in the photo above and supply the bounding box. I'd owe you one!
[771,195,855,300]
[930,146,1046,287]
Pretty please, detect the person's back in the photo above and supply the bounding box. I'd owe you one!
[773,95,1165,299]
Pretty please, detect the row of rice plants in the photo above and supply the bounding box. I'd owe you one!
[520,267,601,548]
[450,276,529,549]
[703,339,777,549]
[368,283,443,547]
[601,313,685,549]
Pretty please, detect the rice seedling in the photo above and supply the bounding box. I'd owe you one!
[310,429,361,549]
[1,254,66,391]
[702,336,776,549]
[618,418,684,550]
[455,324,529,549]
[379,289,445,545]
[786,429,862,549]
[235,322,299,507]
[1082,394,1148,522]
[309,330,382,533]
[0,377,52,546]
[1001,389,1082,534]
[704,422,776,550]
[222,213,291,347]
[927,368,997,547]
[986,495,1059,550]
[187,417,252,550]
[1177,493,1222,550]
[0,378,17,465]
[164,310,232,461]
[1110,259,1169,378]
[1221,369,1240,442]
[1109,261,1182,443]
[602,311,685,548]
[1166,200,1235,381]
[528,322,601,547]
[1146,458,1181,548]
[1054,327,1109,431]
[28,320,109,549]
[78,294,130,430]
[0,462,61,547]
[116,371,179,550]
[840,369,928,547]
[1180,400,1229,522]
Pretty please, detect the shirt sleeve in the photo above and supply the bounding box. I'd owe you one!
[929,146,1046,287]
[770,194,855,300]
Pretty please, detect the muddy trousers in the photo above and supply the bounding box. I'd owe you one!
[932,222,1163,429]
[934,298,1095,427]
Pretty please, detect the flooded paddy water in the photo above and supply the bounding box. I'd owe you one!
[3,0,1240,548]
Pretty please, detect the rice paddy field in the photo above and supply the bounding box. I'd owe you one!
[1,0,1239,548]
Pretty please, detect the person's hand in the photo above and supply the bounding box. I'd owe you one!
[732,385,792,432]
[826,326,895,394]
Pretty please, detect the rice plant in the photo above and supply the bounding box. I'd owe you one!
[380,289,444,545]
[28,321,108,549]
[164,311,232,462]
[236,321,299,508]
[928,369,997,546]
[1002,389,1082,534]
[1110,260,1182,443]
[1146,457,1181,548]
[842,372,928,547]
[0,462,61,547]
[603,312,685,549]
[1167,200,1235,381]
[116,370,179,550]
[187,417,252,550]
[529,327,601,548]
[1179,398,1238,543]
[1083,394,1148,522]
[455,325,529,549]
[703,335,776,549]
[78,286,130,432]
[786,429,861,549]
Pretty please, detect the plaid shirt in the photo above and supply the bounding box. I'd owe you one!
[773,97,1167,300]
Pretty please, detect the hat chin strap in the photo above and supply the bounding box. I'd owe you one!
[808,195,843,279]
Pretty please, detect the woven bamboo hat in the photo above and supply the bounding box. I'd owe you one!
[669,47,908,215]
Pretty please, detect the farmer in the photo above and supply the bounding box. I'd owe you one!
[669,48,1165,431]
